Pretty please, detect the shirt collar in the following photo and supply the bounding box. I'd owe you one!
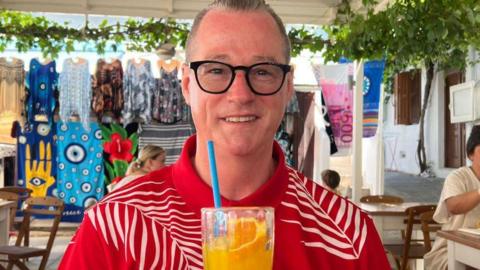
[172,135,290,213]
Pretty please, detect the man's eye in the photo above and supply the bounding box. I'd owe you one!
[207,68,226,75]
[30,177,46,186]
[255,69,271,76]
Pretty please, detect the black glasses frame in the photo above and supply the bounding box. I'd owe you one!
[189,60,291,96]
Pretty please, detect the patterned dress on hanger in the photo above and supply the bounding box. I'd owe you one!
[91,59,124,122]
[15,121,57,198]
[59,58,91,130]
[25,58,58,129]
[56,122,104,210]
[0,57,25,124]
[0,57,25,143]
[153,66,184,124]
[122,59,155,125]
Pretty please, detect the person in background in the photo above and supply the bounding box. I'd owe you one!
[424,125,480,270]
[321,169,341,195]
[59,1,390,269]
[109,145,166,191]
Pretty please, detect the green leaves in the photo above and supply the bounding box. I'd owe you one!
[111,123,127,139]
[129,133,138,155]
[100,124,112,144]
[113,160,129,178]
[0,10,191,58]
[324,0,480,95]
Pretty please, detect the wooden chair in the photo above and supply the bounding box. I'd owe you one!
[0,191,20,233]
[0,196,64,270]
[360,195,404,204]
[0,187,33,220]
[419,210,441,253]
[0,187,33,246]
[385,204,437,270]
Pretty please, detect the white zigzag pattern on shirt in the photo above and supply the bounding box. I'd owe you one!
[281,168,368,260]
[88,180,203,270]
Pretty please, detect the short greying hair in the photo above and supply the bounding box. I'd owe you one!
[185,0,291,63]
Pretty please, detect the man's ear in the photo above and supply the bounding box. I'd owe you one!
[181,63,191,105]
[286,65,295,101]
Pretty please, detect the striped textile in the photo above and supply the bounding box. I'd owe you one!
[138,123,195,165]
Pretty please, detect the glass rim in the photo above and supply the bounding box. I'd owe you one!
[201,206,274,213]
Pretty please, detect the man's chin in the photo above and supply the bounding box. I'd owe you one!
[221,138,263,156]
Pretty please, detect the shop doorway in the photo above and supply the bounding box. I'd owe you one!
[444,71,466,168]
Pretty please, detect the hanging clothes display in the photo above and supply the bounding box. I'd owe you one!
[56,122,104,215]
[138,123,194,165]
[14,121,57,198]
[0,57,25,144]
[122,59,155,125]
[25,58,58,129]
[362,60,385,138]
[153,60,185,124]
[320,91,338,155]
[312,63,353,151]
[91,59,124,122]
[275,91,300,167]
[58,58,91,130]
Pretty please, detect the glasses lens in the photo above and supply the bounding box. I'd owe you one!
[196,62,232,93]
[248,64,285,94]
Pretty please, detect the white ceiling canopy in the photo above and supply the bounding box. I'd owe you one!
[0,0,390,25]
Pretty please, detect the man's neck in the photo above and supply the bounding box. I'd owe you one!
[193,142,276,201]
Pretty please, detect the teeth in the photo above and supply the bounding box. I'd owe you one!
[225,116,256,123]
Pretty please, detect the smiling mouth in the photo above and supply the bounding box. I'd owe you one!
[224,116,257,123]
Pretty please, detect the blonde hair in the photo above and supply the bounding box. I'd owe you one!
[126,145,166,175]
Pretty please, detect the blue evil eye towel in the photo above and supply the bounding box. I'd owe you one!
[56,122,104,209]
[16,121,57,198]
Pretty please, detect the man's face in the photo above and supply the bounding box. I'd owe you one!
[469,145,480,165]
[182,9,294,156]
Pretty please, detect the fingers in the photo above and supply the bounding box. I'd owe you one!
[37,140,45,171]
[32,160,38,173]
[25,144,31,176]
[46,142,52,174]
[26,143,31,160]
[39,140,45,160]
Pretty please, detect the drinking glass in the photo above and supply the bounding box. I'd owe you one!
[201,207,274,270]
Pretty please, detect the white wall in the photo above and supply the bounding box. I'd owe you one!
[362,136,380,192]
[382,69,453,178]
[383,101,422,175]
[382,50,480,178]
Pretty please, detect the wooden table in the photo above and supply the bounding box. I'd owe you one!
[0,200,15,245]
[359,202,425,240]
[437,230,480,270]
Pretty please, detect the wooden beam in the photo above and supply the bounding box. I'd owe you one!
[167,0,174,13]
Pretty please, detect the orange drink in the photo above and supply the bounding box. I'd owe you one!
[201,207,274,270]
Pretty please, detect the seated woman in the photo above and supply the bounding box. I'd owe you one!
[424,125,480,270]
[321,169,341,195]
[111,145,166,191]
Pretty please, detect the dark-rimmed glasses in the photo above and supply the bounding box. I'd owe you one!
[189,60,291,96]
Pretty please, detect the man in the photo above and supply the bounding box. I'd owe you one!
[424,125,480,269]
[60,1,390,269]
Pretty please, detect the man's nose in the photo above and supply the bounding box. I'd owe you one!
[227,71,255,102]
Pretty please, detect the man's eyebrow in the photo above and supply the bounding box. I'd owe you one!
[252,56,279,63]
[205,54,229,61]
[202,55,280,63]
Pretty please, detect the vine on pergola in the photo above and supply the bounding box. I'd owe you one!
[0,10,329,59]
[323,0,480,174]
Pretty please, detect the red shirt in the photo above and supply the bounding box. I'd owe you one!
[60,135,390,270]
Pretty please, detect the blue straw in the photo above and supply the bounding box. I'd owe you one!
[207,140,222,208]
